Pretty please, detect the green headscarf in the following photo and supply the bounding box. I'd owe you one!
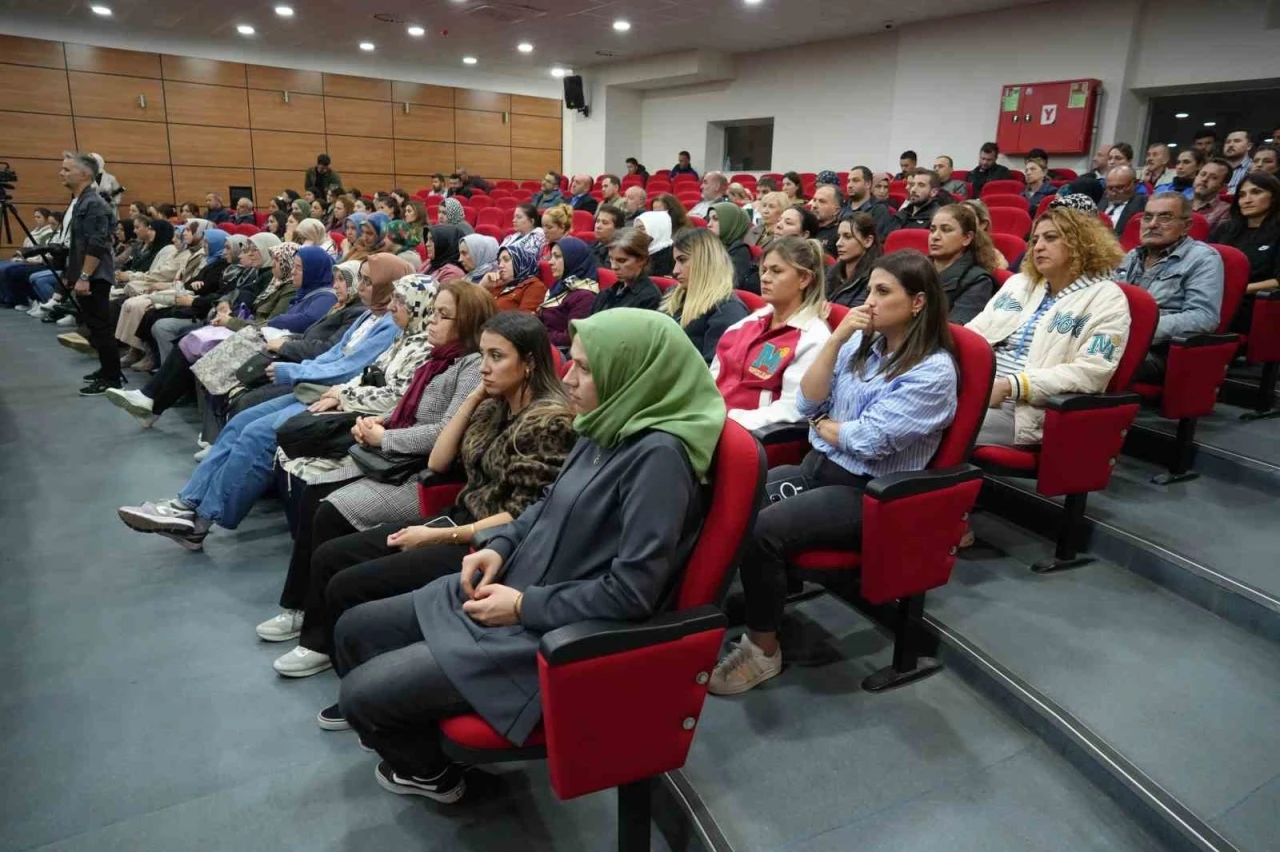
[570,308,726,480]
[711,202,750,247]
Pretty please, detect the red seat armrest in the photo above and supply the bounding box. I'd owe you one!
[416,470,466,518]
[1161,333,1240,419]
[753,422,810,468]
[1038,392,1139,496]
[537,606,726,800]
[1248,291,1280,364]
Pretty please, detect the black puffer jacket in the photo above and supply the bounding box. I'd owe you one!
[938,251,995,324]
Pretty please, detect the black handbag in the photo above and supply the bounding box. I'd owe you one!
[348,444,429,485]
[275,411,361,459]
[235,352,277,389]
[361,364,386,387]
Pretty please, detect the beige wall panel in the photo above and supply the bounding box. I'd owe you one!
[455,89,509,112]
[510,148,563,181]
[393,141,456,176]
[325,135,394,174]
[510,114,561,150]
[0,64,71,114]
[455,109,510,146]
[74,117,171,165]
[254,169,304,204]
[393,104,454,142]
[3,158,75,202]
[69,71,166,122]
[65,43,162,78]
[252,130,329,171]
[248,89,325,133]
[0,112,75,159]
[172,166,254,203]
[113,164,176,206]
[510,95,560,118]
[454,144,510,180]
[167,124,252,167]
[163,81,249,127]
[324,97,393,138]
[341,172,396,194]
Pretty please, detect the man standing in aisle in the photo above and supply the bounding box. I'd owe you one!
[304,154,342,200]
[60,152,122,396]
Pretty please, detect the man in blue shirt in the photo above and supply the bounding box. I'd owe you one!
[668,150,698,181]
[530,171,564,208]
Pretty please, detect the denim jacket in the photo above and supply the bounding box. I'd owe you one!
[1117,236,1223,343]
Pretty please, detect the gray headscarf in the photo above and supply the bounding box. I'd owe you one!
[461,233,501,283]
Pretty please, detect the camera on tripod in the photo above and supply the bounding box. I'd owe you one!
[0,161,17,197]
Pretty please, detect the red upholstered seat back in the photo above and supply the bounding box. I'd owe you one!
[477,207,505,229]
[652,276,677,291]
[736,290,765,312]
[884,230,929,254]
[596,268,617,290]
[991,267,1014,287]
[989,207,1032,238]
[982,193,1028,210]
[981,180,1026,197]
[1110,283,1159,391]
[991,234,1026,266]
[537,261,555,289]
[933,325,997,468]
[1210,244,1249,333]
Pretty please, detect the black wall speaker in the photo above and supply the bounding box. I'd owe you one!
[563,75,586,111]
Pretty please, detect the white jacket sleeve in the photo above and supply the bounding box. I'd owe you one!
[729,320,831,431]
[1020,283,1132,404]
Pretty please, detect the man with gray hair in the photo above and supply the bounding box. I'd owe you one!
[1116,191,1224,382]
[622,185,647,224]
[60,152,122,395]
[565,173,598,214]
[1102,165,1146,238]
[689,171,730,219]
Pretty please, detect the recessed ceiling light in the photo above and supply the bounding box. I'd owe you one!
[613,19,631,31]
[359,41,375,51]
[407,25,425,36]
[1203,121,1216,127]
[517,42,533,53]
[744,0,763,4]
[236,24,255,35]
[1167,142,1178,148]
[550,67,568,78]
[274,5,293,16]
[1175,112,1189,119]
[462,56,478,65]
[90,5,112,15]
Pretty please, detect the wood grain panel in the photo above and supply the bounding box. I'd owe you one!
[393,141,455,176]
[172,167,254,204]
[324,135,394,174]
[252,131,329,171]
[455,109,510,146]
[340,173,396,195]
[69,71,166,122]
[73,117,171,165]
[510,147,563,181]
[65,43,162,78]
[161,55,246,87]
[112,163,176,206]
[455,89,509,112]
[323,73,390,101]
[0,35,66,69]
[1,158,73,203]
[392,81,454,108]
[167,124,252,167]
[163,81,249,127]
[454,144,510,181]
[253,169,304,204]
[511,95,560,118]
[395,174,438,194]
[248,89,325,133]
[0,112,75,160]
[392,104,454,142]
[511,114,561,150]
[0,64,71,114]
[324,97,393,138]
[246,65,324,95]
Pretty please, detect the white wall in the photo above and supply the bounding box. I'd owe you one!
[1130,0,1280,91]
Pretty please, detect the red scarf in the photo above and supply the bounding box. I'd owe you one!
[385,341,468,429]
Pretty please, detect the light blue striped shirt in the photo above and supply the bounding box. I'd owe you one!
[796,332,958,478]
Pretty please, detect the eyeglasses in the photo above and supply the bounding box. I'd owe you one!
[1140,212,1187,226]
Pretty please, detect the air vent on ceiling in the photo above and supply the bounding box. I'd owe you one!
[594,50,620,57]
[461,3,548,25]
[372,12,405,24]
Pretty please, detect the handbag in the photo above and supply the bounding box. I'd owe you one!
[348,444,429,485]
[361,364,387,387]
[178,326,234,363]
[235,352,277,389]
[192,325,266,395]
[276,411,361,459]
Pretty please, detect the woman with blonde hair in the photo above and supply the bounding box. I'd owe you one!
[961,199,1010,269]
[745,191,789,248]
[539,203,574,258]
[661,227,749,362]
[927,203,998,324]
[728,182,756,219]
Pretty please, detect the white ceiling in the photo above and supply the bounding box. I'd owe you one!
[3,0,1049,82]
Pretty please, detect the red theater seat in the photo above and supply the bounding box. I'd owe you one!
[520,181,542,193]
[971,284,1159,572]
[980,180,1027,198]
[652,276,677,291]
[596,268,617,290]
[736,289,765,312]
[537,261,555,289]
[476,207,505,229]
[572,210,595,232]
[495,180,518,191]
[476,224,504,241]
[571,230,596,243]
[747,244,763,261]
[1241,289,1280,422]
[328,231,345,249]
[253,211,268,227]
[991,234,1026,266]
[983,193,1030,211]
[884,230,929,254]
[989,207,1032,238]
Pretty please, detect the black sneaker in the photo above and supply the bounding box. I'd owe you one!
[80,376,126,396]
[374,760,466,803]
[317,703,350,731]
[83,369,126,382]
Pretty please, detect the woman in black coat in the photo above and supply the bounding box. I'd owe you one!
[661,228,749,362]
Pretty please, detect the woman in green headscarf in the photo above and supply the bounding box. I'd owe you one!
[709,200,760,294]
[327,308,727,800]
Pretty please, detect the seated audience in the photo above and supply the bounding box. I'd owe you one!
[622,186,648,224]
[437,198,473,236]
[204,193,231,224]
[782,171,806,202]
[690,172,731,219]
[709,250,958,695]
[774,203,819,240]
[538,236,600,348]
[844,166,893,238]
[707,202,759,293]
[934,155,969,200]
[1117,192,1225,381]
[458,168,492,195]
[871,172,893,204]
[625,156,650,181]
[728,183,756,219]
[649,193,690,232]
[1191,159,1233,230]
[458,233,500,284]
[599,174,622,207]
[1102,166,1147,237]
[928,204,999,323]
[502,203,548,258]
[327,307,724,802]
[1223,130,1253,192]
[634,210,675,277]
[266,210,289,239]
[592,205,625,266]
[826,212,883,308]
[591,228,662,313]
[339,213,372,264]
[540,204,574,257]
[402,201,427,244]
[961,199,1010,269]
[969,141,1013,197]
[888,168,944,232]
[710,236,832,430]
[1023,157,1058,214]
[423,225,467,283]
[565,174,599,214]
[1252,143,1279,177]
[661,227,750,363]
[382,220,423,268]
[1166,149,1205,198]
[810,184,843,257]
[310,200,327,221]
[443,173,471,200]
[1210,171,1280,333]
[894,152,918,180]
[756,175,780,196]
[530,172,564,208]
[1194,131,1218,158]
[1144,144,1175,188]
[669,150,699,180]
[746,190,787,248]
[479,244,547,313]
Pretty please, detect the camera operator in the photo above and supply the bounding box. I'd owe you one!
[60,151,122,395]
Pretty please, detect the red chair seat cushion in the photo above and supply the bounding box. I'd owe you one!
[1131,381,1161,402]
[440,713,546,751]
[971,444,1040,473]
[792,549,862,571]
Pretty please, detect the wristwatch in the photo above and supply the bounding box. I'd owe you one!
[78,272,90,281]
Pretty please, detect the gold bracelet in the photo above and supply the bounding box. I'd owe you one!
[515,592,524,621]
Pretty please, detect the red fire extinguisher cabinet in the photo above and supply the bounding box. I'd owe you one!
[996,79,1101,155]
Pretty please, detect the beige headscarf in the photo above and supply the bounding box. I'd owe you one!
[294,218,328,247]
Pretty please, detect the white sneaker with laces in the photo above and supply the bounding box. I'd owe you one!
[256,610,304,642]
[118,500,196,534]
[708,635,782,696]
[273,646,332,678]
[55,314,76,327]
[193,446,211,462]
[105,387,156,427]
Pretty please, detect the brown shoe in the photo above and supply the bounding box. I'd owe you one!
[120,348,145,367]
[129,355,156,372]
[57,332,94,354]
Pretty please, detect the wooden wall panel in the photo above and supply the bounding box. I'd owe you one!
[74,117,171,165]
[161,55,246,87]
[246,65,324,95]
[248,89,325,133]
[455,109,510,146]
[393,105,454,142]
[392,82,454,108]
[325,135,394,174]
[0,64,71,114]
[0,112,75,160]
[172,167,254,203]
[511,95,560,118]
[511,115,561,150]
[510,147,563,181]
[252,130,329,171]
[68,72,166,122]
[163,81,249,127]
[113,163,176,206]
[394,140,455,176]
[0,35,66,68]
[2,158,72,202]
[340,173,396,194]
[395,174,437,194]
[64,43,162,78]
[253,169,303,204]
[455,89,510,112]
[454,144,510,181]
[323,74,391,101]
[168,125,252,167]
[325,97,393,138]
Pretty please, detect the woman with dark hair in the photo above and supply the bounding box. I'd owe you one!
[591,205,625,267]
[782,171,807,202]
[502,203,546,257]
[113,218,138,268]
[649,193,690,232]
[591,228,662,313]
[710,250,958,695]
[662,227,749,362]
[927,204,998,324]
[774,203,819,239]
[425,225,466,282]
[267,209,289,240]
[403,200,428,245]
[1209,170,1280,332]
[537,235,599,347]
[707,201,759,293]
[480,243,547,312]
[827,213,884,308]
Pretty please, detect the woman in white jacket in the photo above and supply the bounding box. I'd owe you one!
[965,198,1131,448]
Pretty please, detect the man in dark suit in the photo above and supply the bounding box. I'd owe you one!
[1101,165,1147,238]
[60,151,121,395]
[565,174,598,214]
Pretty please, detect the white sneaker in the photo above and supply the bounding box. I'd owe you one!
[117,499,197,534]
[708,635,783,696]
[193,446,211,462]
[273,646,332,678]
[256,610,304,642]
[13,301,30,311]
[105,387,156,427]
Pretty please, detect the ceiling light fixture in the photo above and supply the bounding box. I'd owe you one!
[274,5,293,16]
[407,25,425,36]
[359,41,375,51]
[1203,121,1216,127]
[236,24,255,35]
[462,56,478,64]
[517,42,533,53]
[1175,112,1189,119]
[613,19,631,31]
[744,0,763,4]
[550,67,568,78]
[90,4,112,15]
[1167,142,1178,148]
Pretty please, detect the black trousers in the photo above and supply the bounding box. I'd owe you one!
[80,279,122,381]
[144,341,197,414]
[335,593,470,778]
[740,452,870,634]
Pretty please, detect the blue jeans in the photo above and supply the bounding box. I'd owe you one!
[29,270,58,303]
[179,394,305,529]
[0,261,39,305]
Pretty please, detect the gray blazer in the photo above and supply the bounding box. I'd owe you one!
[414,430,703,745]
[66,186,116,286]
